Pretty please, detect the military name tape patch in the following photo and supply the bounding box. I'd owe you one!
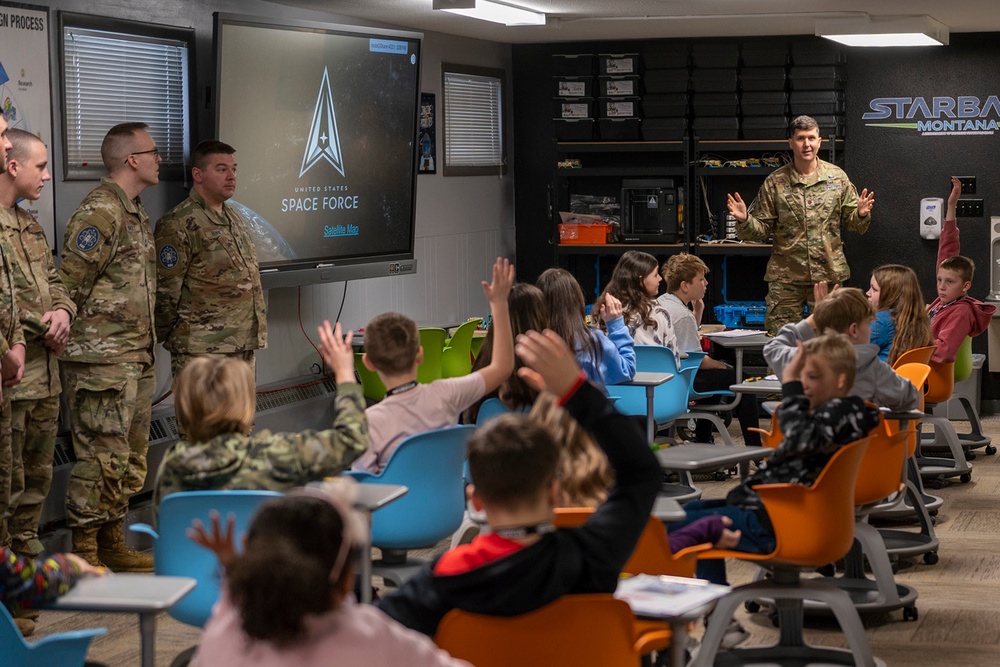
[159,244,179,269]
[76,227,100,251]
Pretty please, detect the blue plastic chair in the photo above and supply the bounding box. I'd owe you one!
[345,424,475,585]
[0,603,105,667]
[131,490,282,628]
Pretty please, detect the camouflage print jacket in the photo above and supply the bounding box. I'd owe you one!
[0,216,23,361]
[737,159,870,284]
[0,206,75,399]
[58,178,156,364]
[154,382,367,504]
[154,189,267,355]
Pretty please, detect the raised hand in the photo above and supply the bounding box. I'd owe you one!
[599,293,623,323]
[726,192,748,223]
[515,329,581,397]
[947,176,961,220]
[317,320,356,384]
[783,340,808,384]
[482,257,514,305]
[858,188,875,218]
[188,510,237,568]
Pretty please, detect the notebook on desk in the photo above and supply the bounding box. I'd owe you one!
[615,574,730,618]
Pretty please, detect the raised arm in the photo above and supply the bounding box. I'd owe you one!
[937,176,962,269]
[734,180,777,242]
[475,257,515,394]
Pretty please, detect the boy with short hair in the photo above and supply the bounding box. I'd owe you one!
[375,329,661,635]
[928,177,995,364]
[353,258,514,473]
[764,287,919,411]
[676,333,881,590]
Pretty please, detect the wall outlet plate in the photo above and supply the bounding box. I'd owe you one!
[956,176,977,195]
[956,198,985,218]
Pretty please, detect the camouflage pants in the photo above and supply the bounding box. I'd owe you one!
[9,395,60,555]
[765,281,816,335]
[170,350,255,380]
[63,361,155,528]
[0,393,11,547]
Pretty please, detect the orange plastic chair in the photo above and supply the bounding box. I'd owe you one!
[435,594,668,667]
[911,358,972,485]
[553,508,711,578]
[691,437,879,667]
[891,345,935,369]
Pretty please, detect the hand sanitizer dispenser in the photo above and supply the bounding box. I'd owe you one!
[920,197,943,239]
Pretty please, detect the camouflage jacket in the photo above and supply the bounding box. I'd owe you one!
[737,159,870,284]
[154,382,367,504]
[58,178,156,364]
[154,189,267,355]
[0,206,75,399]
[0,216,23,360]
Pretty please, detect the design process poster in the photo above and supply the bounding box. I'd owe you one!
[0,2,54,241]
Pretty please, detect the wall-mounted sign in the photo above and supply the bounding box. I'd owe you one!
[863,95,1000,135]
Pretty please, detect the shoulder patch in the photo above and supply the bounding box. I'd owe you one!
[76,226,100,252]
[159,244,179,270]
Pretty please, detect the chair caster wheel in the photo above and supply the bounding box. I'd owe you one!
[768,611,779,628]
[926,478,943,490]
[744,600,760,613]
[924,551,939,565]
[815,564,836,577]
[714,471,728,482]
[891,561,899,574]
[902,606,918,621]
[960,473,972,484]
[986,444,997,455]
[965,451,976,461]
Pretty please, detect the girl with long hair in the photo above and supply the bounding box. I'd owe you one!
[867,264,933,365]
[595,250,679,355]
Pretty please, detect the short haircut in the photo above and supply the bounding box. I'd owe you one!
[939,255,975,284]
[468,412,561,510]
[662,253,709,293]
[192,139,236,171]
[364,312,419,376]
[173,357,256,442]
[812,287,875,333]
[803,331,857,390]
[101,122,149,171]
[789,115,819,137]
[5,128,43,164]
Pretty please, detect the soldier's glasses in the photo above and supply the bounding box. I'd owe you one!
[125,148,159,163]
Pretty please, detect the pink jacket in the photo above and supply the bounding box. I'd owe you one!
[192,593,472,667]
[929,218,996,363]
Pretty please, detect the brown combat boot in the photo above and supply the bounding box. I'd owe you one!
[97,520,153,572]
[14,616,35,637]
[72,526,104,567]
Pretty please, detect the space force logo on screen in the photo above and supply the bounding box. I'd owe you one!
[863,95,1000,136]
[300,67,345,178]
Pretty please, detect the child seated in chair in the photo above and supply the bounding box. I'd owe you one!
[155,320,367,502]
[764,287,920,411]
[928,177,995,364]
[375,329,660,636]
[674,333,880,588]
[353,257,515,473]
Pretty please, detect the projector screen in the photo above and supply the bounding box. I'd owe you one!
[214,14,421,288]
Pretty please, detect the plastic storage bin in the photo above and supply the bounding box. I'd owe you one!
[597,97,640,118]
[742,91,788,116]
[553,77,594,98]
[644,69,690,94]
[598,118,641,140]
[598,75,641,97]
[553,118,595,141]
[642,94,689,118]
[552,54,595,76]
[598,53,640,75]
[739,67,788,92]
[553,97,594,119]
[642,118,688,141]
[714,302,767,328]
[558,222,611,244]
[691,68,739,93]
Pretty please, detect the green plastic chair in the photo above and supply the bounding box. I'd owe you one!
[442,318,483,378]
[355,352,387,401]
[417,327,448,384]
[471,335,486,361]
[954,336,973,383]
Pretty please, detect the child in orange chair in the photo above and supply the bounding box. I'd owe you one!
[866,264,933,365]
[928,177,995,364]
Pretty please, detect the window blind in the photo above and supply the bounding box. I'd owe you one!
[443,69,504,172]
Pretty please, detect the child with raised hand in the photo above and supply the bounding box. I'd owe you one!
[187,483,471,667]
[594,250,679,355]
[155,320,367,502]
[866,265,933,364]
[928,176,996,364]
[537,268,635,388]
[353,257,514,473]
[2,547,105,636]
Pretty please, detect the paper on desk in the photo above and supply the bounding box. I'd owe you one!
[764,374,778,381]
[704,329,768,338]
[615,574,730,617]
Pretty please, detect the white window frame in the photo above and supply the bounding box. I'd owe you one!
[60,12,193,180]
[442,63,507,177]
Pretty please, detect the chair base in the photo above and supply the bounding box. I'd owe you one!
[373,554,435,587]
[658,481,701,503]
[693,572,880,667]
[169,645,198,667]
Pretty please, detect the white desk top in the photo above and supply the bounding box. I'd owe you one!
[51,574,195,614]
[704,332,771,349]
[620,371,674,387]
[354,483,408,511]
[652,496,686,522]
[655,443,772,471]
[730,379,782,396]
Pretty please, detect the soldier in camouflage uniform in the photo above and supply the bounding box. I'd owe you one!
[58,122,160,572]
[0,130,75,558]
[155,140,266,380]
[0,113,26,550]
[154,320,366,503]
[728,115,875,334]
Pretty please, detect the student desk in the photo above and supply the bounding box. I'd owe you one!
[354,483,408,603]
[50,574,195,667]
[617,371,674,444]
[655,443,773,489]
[703,331,770,380]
